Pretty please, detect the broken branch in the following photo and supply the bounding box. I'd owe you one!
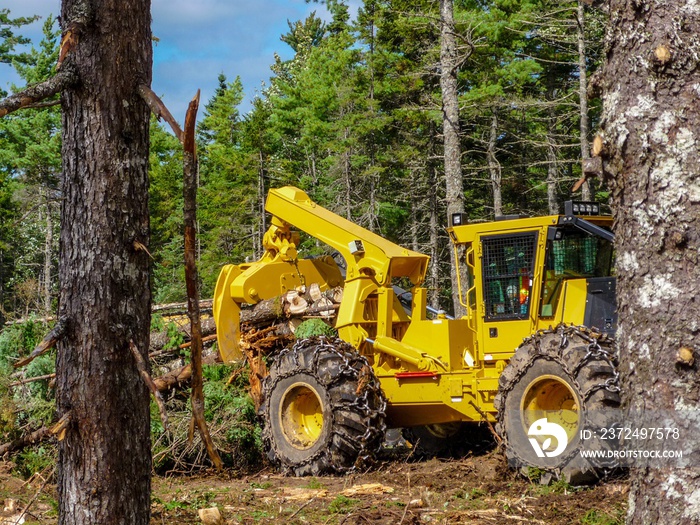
[138,84,184,142]
[130,340,169,432]
[0,427,52,457]
[50,412,71,441]
[0,66,77,118]
[183,89,222,470]
[14,316,68,368]
[10,373,56,387]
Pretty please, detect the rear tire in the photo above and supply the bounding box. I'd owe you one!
[494,325,620,484]
[261,337,386,476]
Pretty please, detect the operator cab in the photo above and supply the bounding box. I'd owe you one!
[448,200,616,360]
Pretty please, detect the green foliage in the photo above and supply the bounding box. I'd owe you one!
[0,318,50,366]
[202,365,262,465]
[151,363,262,472]
[0,365,15,434]
[306,477,324,489]
[328,495,360,514]
[580,507,626,525]
[24,352,55,400]
[149,119,185,303]
[13,444,55,478]
[0,8,40,69]
[294,319,337,339]
[0,16,60,316]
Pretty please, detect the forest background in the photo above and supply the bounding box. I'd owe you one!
[0,0,606,324]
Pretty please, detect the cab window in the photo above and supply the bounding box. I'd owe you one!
[540,228,614,317]
[482,232,538,320]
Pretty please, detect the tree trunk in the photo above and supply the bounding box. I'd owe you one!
[43,194,52,314]
[428,163,440,310]
[55,0,153,523]
[546,127,559,215]
[440,0,466,317]
[487,112,502,217]
[257,150,266,261]
[599,2,700,522]
[576,0,592,201]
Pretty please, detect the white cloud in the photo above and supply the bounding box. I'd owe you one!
[1,0,336,118]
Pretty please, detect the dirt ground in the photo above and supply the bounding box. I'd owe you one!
[1,449,628,525]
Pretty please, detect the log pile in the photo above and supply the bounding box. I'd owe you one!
[148,285,343,393]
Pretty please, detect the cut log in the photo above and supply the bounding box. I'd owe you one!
[239,288,341,327]
[149,317,216,353]
[311,297,335,318]
[285,291,309,316]
[152,299,213,313]
[240,296,283,327]
[308,283,323,302]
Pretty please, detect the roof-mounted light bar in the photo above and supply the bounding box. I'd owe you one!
[565,201,601,216]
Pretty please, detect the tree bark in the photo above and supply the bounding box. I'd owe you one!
[440,0,466,317]
[576,0,592,201]
[42,190,54,315]
[546,125,559,215]
[183,91,223,470]
[599,2,700,522]
[487,111,502,217]
[429,159,441,310]
[55,0,153,523]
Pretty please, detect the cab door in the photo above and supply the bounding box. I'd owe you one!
[478,231,540,360]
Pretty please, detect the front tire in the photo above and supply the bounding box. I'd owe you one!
[494,325,620,484]
[261,337,386,476]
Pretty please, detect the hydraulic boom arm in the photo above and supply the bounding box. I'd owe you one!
[213,186,429,362]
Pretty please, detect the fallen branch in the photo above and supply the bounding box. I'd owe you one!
[152,299,213,313]
[179,334,217,350]
[290,497,316,519]
[469,400,502,444]
[4,315,56,326]
[0,65,77,118]
[14,316,68,368]
[138,84,183,141]
[152,353,220,393]
[10,373,56,387]
[0,426,52,456]
[130,340,169,432]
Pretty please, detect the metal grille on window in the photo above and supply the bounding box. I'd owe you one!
[482,233,537,320]
[551,236,597,275]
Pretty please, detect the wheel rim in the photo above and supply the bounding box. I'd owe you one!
[279,382,324,450]
[520,374,580,443]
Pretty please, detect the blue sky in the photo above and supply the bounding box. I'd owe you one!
[1,0,343,120]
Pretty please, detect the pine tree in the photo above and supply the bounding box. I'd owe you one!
[0,16,61,315]
[197,75,254,294]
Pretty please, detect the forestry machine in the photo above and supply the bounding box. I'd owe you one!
[213,186,620,481]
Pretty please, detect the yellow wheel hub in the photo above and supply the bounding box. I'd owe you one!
[279,383,324,450]
[521,375,580,442]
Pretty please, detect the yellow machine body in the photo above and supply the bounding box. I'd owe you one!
[213,186,615,428]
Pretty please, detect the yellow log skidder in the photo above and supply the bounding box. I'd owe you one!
[213,186,619,481]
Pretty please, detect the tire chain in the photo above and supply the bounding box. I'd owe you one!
[494,323,621,481]
[262,336,387,475]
